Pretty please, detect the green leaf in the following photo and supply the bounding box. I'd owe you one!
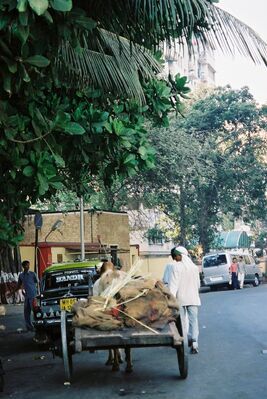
[50,181,63,189]
[104,121,113,134]
[23,165,34,177]
[12,24,30,44]
[19,158,30,166]
[3,73,12,95]
[121,140,132,150]
[37,172,49,195]
[0,15,10,30]
[25,55,50,68]
[124,154,136,165]
[28,0,48,15]
[10,170,16,179]
[19,11,29,26]
[4,128,17,140]
[55,110,71,127]
[71,15,97,31]
[53,153,65,167]
[113,104,124,114]
[113,119,124,136]
[17,0,28,13]
[20,64,31,82]
[50,0,72,12]
[0,38,12,57]
[1,57,17,73]
[64,122,85,135]
[138,146,147,159]
[43,10,53,23]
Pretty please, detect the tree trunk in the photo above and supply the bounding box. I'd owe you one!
[0,244,21,304]
[178,185,187,246]
[198,194,210,255]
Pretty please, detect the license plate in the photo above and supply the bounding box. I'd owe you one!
[60,298,77,311]
[210,277,223,282]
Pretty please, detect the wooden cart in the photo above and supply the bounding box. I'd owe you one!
[60,310,188,382]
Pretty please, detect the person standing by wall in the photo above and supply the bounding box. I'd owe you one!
[238,256,246,289]
[16,260,38,331]
[162,259,175,286]
[229,257,239,290]
[165,246,201,354]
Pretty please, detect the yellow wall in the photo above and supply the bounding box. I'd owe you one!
[130,245,139,267]
[20,210,131,269]
[50,247,69,264]
[139,255,171,280]
[130,245,171,280]
[96,212,130,269]
[20,246,35,272]
[21,212,97,244]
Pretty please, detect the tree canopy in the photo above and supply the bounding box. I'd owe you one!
[1,0,267,276]
[82,86,267,253]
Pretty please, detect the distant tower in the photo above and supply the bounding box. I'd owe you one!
[163,42,216,88]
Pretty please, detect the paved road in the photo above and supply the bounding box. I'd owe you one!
[1,284,267,399]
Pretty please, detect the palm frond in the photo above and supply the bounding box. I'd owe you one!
[83,0,267,65]
[56,28,161,102]
[205,4,267,65]
[56,1,267,101]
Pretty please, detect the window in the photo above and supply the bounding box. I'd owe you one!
[110,245,118,266]
[43,269,93,290]
[147,231,164,245]
[203,254,227,268]
[57,254,63,263]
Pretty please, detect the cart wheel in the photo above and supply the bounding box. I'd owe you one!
[175,316,188,379]
[176,342,188,379]
[0,359,4,392]
[61,310,73,382]
[0,375,4,392]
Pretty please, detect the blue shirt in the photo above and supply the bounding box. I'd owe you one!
[18,271,38,298]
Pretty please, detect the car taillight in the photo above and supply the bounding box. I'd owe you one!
[32,298,39,311]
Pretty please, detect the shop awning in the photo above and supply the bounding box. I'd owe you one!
[215,230,251,249]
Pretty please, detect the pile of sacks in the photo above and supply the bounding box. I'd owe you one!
[72,270,179,331]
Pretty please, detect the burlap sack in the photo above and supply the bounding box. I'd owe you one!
[119,278,157,301]
[98,270,127,294]
[72,296,123,330]
[72,277,179,331]
[123,287,178,329]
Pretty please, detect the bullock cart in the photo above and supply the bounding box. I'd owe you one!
[59,310,188,383]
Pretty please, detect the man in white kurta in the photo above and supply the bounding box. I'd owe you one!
[166,246,201,354]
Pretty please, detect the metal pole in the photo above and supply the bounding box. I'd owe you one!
[34,228,38,276]
[80,196,85,261]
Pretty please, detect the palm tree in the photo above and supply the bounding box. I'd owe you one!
[55,0,267,100]
[2,1,267,101]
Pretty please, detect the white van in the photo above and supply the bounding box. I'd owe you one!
[202,252,263,290]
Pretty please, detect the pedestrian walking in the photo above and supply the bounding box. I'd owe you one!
[229,257,239,290]
[164,246,201,354]
[162,260,174,286]
[15,260,38,331]
[238,256,246,289]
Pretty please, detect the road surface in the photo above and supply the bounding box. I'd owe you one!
[1,284,267,399]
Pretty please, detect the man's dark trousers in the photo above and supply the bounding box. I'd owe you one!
[24,297,34,331]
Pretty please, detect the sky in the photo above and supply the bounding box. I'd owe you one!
[214,0,267,104]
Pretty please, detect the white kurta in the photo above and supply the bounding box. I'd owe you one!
[162,262,175,285]
[168,261,201,307]
[93,278,100,296]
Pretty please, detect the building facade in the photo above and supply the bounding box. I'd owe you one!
[163,42,216,88]
[20,209,131,276]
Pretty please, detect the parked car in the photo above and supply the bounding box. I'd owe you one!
[201,252,263,290]
[33,261,99,344]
